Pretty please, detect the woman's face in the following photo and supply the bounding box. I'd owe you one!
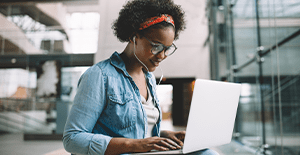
[135,26,175,72]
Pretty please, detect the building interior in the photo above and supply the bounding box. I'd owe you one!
[0,0,300,155]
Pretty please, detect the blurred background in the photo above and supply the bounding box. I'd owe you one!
[0,0,299,155]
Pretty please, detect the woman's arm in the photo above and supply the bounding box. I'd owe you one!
[63,66,110,155]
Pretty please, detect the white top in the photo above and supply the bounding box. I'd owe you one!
[141,87,160,138]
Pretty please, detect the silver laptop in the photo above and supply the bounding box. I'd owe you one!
[132,79,241,154]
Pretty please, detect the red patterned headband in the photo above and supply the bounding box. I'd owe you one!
[139,14,175,30]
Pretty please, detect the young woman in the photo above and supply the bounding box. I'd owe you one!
[63,0,219,155]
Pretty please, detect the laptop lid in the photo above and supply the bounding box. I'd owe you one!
[182,79,241,154]
[131,79,241,154]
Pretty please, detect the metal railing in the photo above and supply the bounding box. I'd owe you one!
[0,98,55,133]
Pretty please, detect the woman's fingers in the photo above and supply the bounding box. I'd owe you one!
[173,131,185,146]
[170,136,184,147]
[154,138,181,150]
[144,137,182,151]
[160,130,185,147]
[165,138,182,149]
[159,139,177,150]
[152,144,170,151]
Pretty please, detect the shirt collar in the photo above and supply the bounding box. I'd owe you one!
[110,52,159,105]
[110,52,130,77]
[110,52,153,79]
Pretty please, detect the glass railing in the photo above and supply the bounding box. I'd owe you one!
[0,66,87,136]
[216,0,300,154]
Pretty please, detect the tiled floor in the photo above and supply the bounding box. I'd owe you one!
[0,119,259,155]
[0,133,67,155]
[0,133,258,155]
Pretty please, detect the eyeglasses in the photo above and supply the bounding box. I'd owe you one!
[143,36,177,56]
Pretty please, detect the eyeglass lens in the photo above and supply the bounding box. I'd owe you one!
[142,35,177,56]
[151,44,176,56]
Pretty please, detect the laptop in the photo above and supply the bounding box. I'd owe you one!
[132,79,241,154]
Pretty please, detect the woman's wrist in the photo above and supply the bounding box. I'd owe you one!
[124,138,135,153]
[105,138,137,155]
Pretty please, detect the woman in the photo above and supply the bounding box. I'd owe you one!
[63,0,219,155]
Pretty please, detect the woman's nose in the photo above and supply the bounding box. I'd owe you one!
[156,50,166,60]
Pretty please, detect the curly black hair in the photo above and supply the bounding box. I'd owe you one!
[112,0,186,42]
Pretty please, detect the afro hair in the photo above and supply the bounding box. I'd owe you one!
[112,0,186,42]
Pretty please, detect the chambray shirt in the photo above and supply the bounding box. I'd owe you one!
[63,52,162,155]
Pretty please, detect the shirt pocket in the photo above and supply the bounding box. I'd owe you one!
[104,92,137,130]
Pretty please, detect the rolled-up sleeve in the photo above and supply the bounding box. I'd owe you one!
[63,65,112,155]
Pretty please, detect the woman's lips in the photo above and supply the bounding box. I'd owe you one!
[150,60,161,67]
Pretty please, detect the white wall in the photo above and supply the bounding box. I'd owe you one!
[95,0,210,79]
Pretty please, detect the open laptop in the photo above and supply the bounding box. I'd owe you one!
[133,79,241,154]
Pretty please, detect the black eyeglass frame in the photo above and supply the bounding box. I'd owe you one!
[142,36,177,56]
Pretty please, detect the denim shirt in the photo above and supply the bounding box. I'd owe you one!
[63,52,162,155]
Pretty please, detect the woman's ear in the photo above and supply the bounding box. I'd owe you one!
[129,33,137,43]
[129,36,136,44]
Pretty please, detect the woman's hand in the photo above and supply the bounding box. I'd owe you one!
[105,134,184,155]
[160,130,185,148]
[129,136,182,153]
[105,137,181,154]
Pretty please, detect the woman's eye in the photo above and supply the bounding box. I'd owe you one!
[152,45,162,51]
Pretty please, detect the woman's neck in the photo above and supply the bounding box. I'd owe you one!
[121,43,148,99]
[120,43,144,77]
